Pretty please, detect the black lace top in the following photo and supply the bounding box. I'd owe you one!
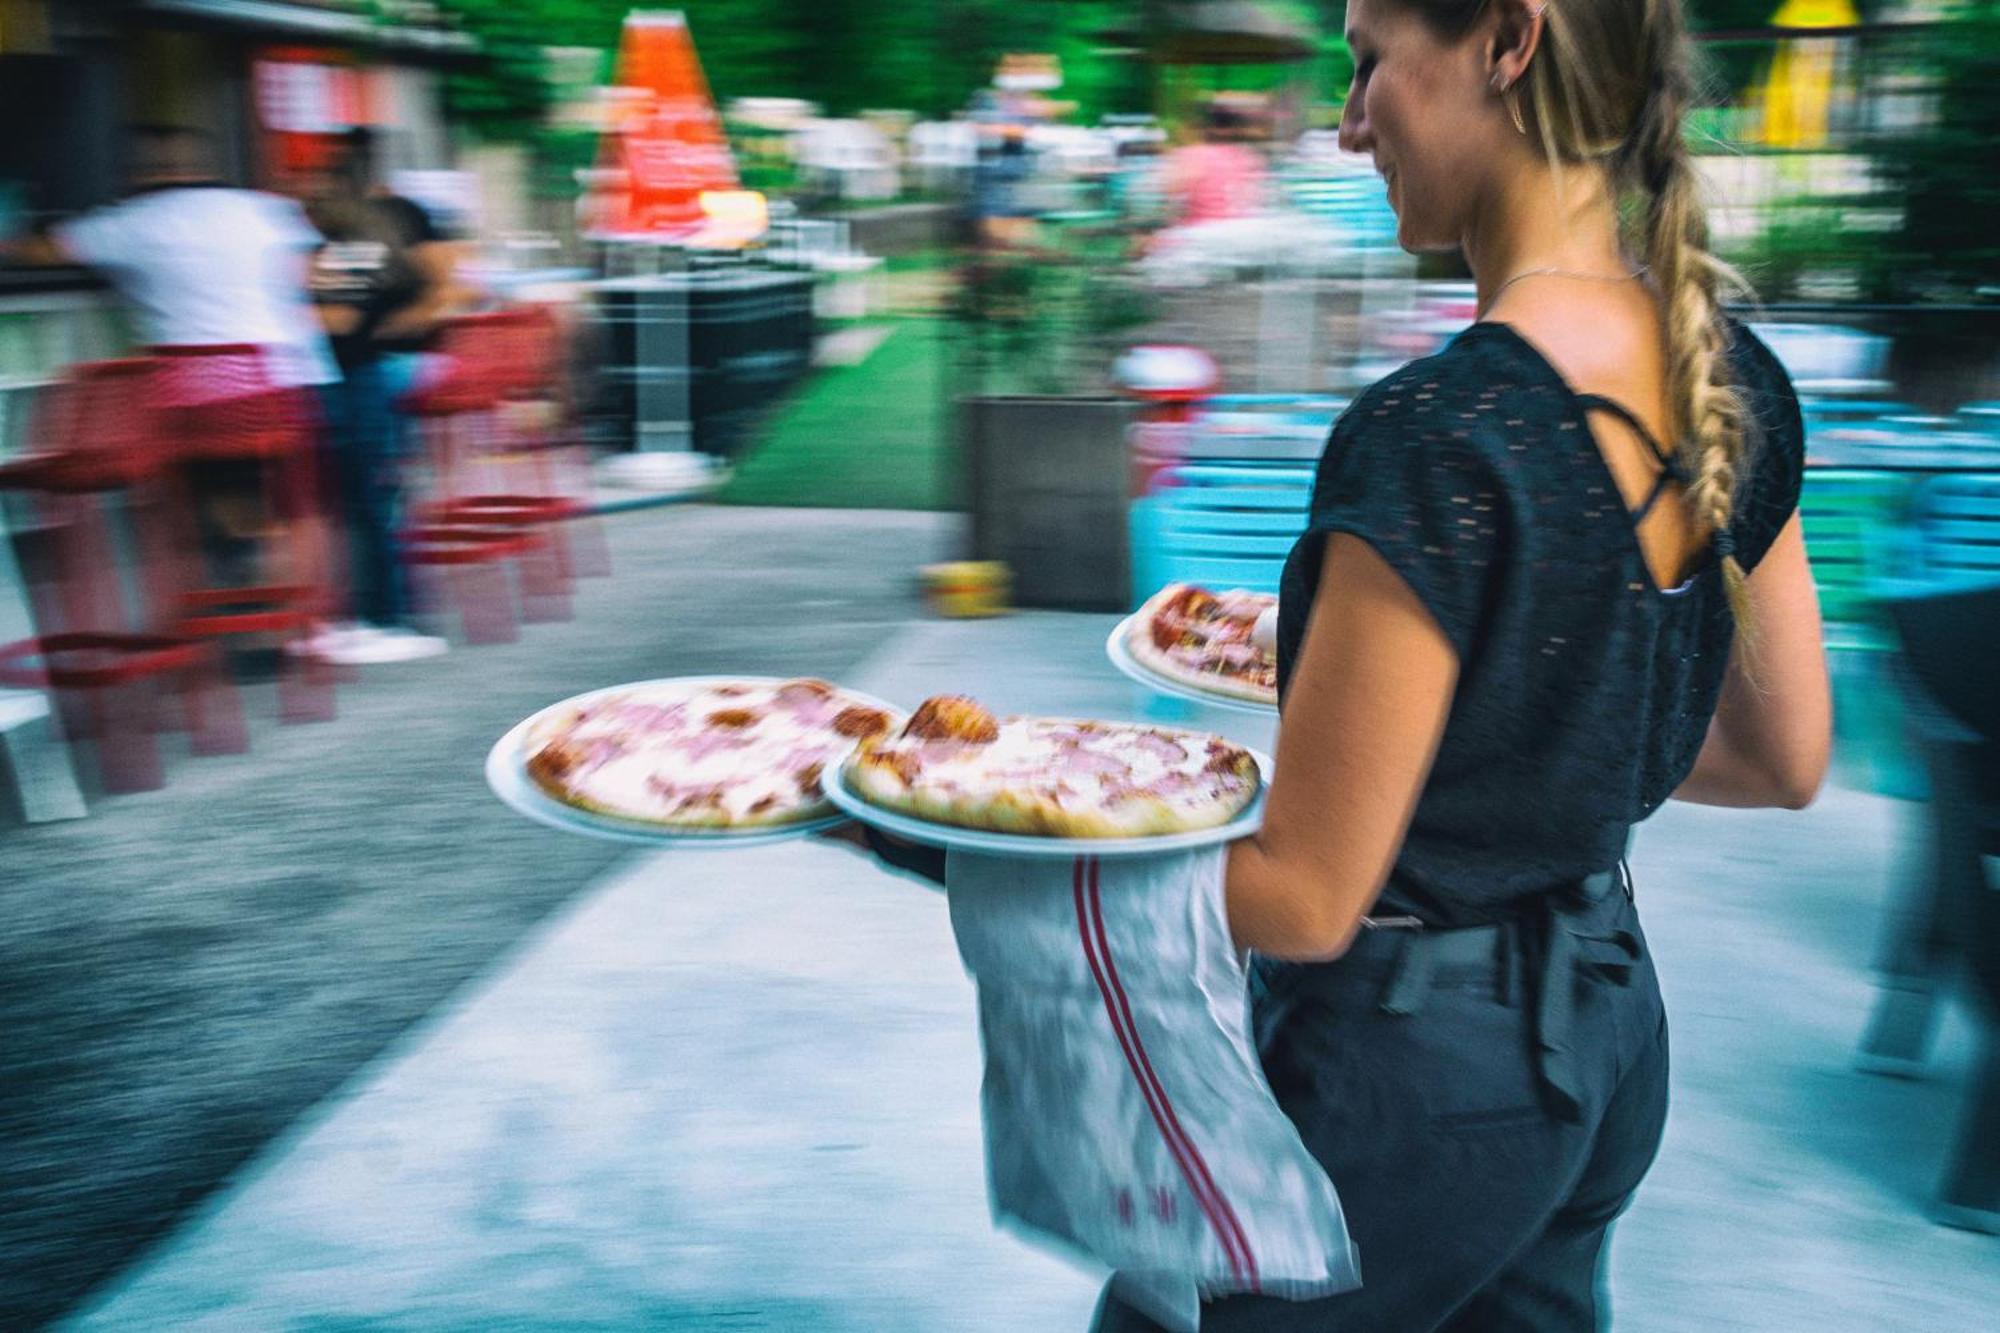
[1275,320,1804,925]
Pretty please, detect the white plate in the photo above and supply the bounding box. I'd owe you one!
[485,675,897,850]
[1106,613,1278,717]
[821,746,1270,860]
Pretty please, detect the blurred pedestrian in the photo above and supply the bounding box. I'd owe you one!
[5,124,337,585]
[1160,101,1269,228]
[7,124,334,390]
[845,0,1835,1325]
[297,129,462,665]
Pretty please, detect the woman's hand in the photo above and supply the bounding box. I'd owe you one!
[811,820,873,851]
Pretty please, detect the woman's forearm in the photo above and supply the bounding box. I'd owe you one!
[1224,836,1368,962]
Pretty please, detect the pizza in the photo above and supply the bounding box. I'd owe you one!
[524,677,900,830]
[1128,583,1278,706]
[845,695,1262,839]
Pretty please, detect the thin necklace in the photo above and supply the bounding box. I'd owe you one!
[1487,265,1649,309]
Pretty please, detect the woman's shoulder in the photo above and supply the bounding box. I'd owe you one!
[1334,324,1560,458]
[1720,318,1803,428]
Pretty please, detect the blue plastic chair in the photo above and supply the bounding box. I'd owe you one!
[1131,464,1311,605]
[1908,474,2000,589]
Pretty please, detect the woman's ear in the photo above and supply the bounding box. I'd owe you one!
[1486,0,1547,91]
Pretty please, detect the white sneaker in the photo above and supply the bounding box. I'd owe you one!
[286,621,373,658]
[317,625,448,666]
[370,627,451,662]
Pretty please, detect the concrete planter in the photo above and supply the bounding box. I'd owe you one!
[961,395,1134,612]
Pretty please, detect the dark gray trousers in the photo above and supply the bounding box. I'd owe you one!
[1095,874,1669,1331]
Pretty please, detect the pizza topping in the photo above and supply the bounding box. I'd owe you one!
[1133,583,1279,704]
[525,678,904,828]
[879,750,922,785]
[1134,731,1189,764]
[831,705,893,737]
[903,695,1000,743]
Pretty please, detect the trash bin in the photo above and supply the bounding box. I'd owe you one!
[593,268,815,457]
[962,395,1134,611]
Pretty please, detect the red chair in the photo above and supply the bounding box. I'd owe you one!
[494,304,610,579]
[400,311,514,503]
[0,359,243,793]
[399,521,545,645]
[398,309,602,636]
[149,344,339,723]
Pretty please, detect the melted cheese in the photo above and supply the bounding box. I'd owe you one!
[539,681,890,824]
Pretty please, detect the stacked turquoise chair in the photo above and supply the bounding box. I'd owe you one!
[1800,468,1921,796]
[1130,464,1312,608]
[1909,474,2000,589]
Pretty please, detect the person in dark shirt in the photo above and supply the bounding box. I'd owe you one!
[301,130,463,665]
[849,0,1833,1325]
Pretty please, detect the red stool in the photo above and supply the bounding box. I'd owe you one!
[490,304,610,579]
[149,344,339,723]
[400,522,544,645]
[401,310,601,627]
[401,312,513,504]
[0,360,243,793]
[408,494,575,624]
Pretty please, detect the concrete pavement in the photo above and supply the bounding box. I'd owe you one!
[57,593,2000,1329]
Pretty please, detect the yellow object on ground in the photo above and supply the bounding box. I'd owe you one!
[921,562,1012,618]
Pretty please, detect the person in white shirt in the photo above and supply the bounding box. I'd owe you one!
[6,125,338,636]
[22,124,336,391]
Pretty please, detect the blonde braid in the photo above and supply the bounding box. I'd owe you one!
[1625,0,1754,628]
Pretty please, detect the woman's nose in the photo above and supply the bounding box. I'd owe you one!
[1338,95,1369,154]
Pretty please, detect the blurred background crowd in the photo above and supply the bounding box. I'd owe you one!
[1,1,1997,1328]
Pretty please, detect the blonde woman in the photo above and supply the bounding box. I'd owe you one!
[1089,0,1831,1326]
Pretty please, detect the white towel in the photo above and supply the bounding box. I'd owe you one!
[946,846,1360,1331]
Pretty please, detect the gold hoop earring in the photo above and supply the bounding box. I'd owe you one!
[1506,89,1527,136]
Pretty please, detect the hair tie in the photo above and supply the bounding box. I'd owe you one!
[1711,527,1737,561]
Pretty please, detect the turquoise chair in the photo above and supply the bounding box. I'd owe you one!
[1910,474,2000,589]
[1800,469,1920,796]
[1131,464,1311,606]
[1800,469,1914,649]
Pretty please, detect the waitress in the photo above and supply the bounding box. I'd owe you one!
[849,0,1832,1324]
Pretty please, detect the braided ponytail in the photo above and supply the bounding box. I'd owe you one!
[1397,0,1758,627]
[1621,0,1755,627]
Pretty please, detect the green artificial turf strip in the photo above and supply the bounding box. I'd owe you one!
[719,319,956,511]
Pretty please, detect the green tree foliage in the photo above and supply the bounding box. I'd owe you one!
[428,0,1158,141]
[1874,1,2000,302]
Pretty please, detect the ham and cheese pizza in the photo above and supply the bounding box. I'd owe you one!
[1128,583,1278,706]
[845,695,1261,839]
[524,678,899,830]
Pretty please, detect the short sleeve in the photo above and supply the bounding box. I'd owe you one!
[379,195,446,244]
[263,196,324,252]
[1725,325,1806,573]
[53,203,137,271]
[1304,376,1512,660]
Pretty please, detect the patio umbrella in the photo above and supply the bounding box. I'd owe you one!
[1092,1,1317,66]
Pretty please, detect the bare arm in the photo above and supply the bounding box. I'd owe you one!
[1673,513,1831,809]
[1224,534,1459,960]
[1,233,77,266]
[372,240,468,341]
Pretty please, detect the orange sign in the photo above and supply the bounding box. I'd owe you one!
[589,11,740,238]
